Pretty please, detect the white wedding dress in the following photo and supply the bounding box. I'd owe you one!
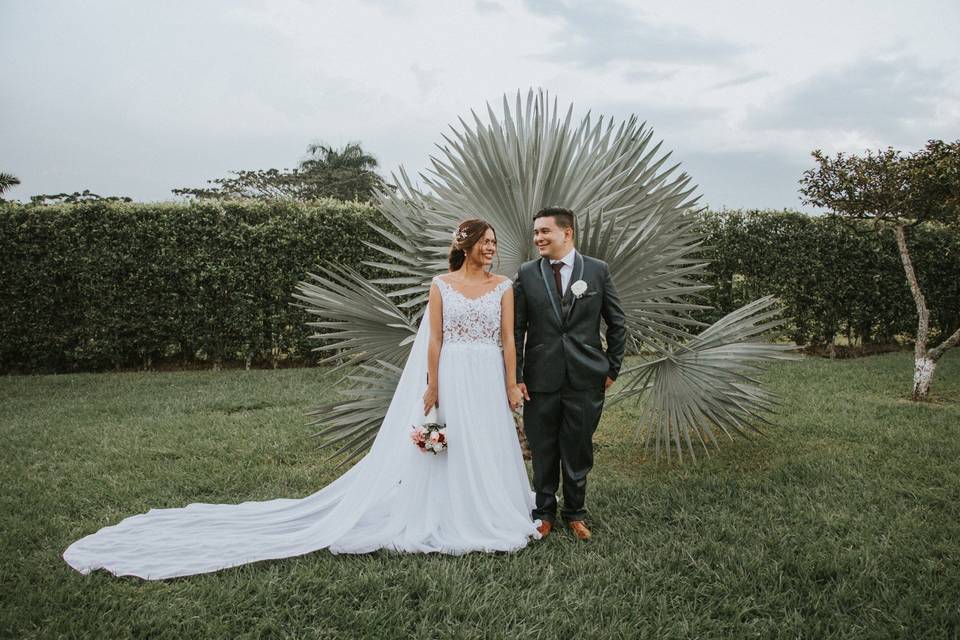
[63,275,541,580]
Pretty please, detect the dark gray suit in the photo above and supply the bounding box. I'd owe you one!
[514,251,626,523]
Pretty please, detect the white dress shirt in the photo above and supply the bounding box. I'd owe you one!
[550,248,576,296]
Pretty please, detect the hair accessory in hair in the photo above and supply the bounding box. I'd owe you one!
[451,227,469,249]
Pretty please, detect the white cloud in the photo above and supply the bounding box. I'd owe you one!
[1,0,957,209]
[521,0,746,68]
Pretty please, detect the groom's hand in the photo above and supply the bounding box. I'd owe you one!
[604,376,615,390]
[517,382,531,401]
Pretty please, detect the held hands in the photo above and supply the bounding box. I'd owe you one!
[508,382,530,409]
[516,383,531,402]
[422,385,438,416]
[507,385,524,411]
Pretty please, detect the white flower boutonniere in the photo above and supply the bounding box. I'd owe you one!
[570,279,588,299]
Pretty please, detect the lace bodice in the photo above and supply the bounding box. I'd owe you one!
[433,275,512,347]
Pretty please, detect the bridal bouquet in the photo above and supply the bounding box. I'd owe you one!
[411,406,447,454]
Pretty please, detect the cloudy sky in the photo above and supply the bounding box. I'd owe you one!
[2,0,958,210]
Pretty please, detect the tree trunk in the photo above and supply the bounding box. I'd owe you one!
[929,325,960,360]
[912,356,936,400]
[893,225,933,400]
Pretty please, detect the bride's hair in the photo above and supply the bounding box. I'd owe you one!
[448,218,496,271]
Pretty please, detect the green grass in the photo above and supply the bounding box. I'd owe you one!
[2,352,958,639]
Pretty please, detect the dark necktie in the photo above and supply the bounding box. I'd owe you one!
[550,261,564,297]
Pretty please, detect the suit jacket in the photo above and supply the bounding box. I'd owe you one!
[514,251,626,392]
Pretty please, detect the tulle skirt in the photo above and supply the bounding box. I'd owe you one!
[62,341,541,580]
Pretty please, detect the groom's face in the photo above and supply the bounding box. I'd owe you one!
[533,216,573,260]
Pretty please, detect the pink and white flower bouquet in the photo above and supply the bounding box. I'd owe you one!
[411,406,447,454]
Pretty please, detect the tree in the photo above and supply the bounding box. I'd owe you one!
[293,89,799,466]
[800,139,960,400]
[298,142,385,201]
[172,142,386,202]
[0,172,20,200]
[28,189,132,205]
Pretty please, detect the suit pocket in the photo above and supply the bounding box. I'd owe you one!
[581,343,609,377]
[525,343,546,366]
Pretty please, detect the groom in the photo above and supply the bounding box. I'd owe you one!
[513,206,626,541]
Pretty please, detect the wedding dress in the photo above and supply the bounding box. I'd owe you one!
[63,275,540,580]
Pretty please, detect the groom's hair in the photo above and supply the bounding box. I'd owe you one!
[533,206,575,234]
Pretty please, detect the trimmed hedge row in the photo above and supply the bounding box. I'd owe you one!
[2,203,957,373]
[692,210,960,348]
[0,199,385,373]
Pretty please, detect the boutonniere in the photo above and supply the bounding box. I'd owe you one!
[570,279,588,299]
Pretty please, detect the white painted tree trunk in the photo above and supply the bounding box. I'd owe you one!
[912,356,936,401]
[894,225,934,401]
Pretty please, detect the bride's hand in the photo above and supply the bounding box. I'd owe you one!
[422,385,439,416]
[507,385,523,411]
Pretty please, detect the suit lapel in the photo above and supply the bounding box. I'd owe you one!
[538,258,563,325]
[563,251,585,323]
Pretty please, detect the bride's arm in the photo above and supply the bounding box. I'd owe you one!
[500,284,523,410]
[424,282,443,415]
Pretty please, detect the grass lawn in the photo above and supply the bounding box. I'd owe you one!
[2,352,958,639]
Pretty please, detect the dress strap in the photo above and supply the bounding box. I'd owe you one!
[432,275,511,298]
[432,275,450,297]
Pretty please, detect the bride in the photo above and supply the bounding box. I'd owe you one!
[63,218,542,580]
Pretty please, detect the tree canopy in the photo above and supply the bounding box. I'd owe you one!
[800,139,960,227]
[28,189,132,205]
[172,142,386,202]
[0,172,21,200]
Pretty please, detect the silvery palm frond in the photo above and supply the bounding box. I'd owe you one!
[291,264,415,369]
[577,208,713,349]
[305,360,403,468]
[612,296,801,463]
[362,166,461,314]
[298,88,798,463]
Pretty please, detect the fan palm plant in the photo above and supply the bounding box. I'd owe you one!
[293,89,799,466]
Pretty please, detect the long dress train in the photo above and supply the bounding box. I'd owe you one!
[62,276,540,580]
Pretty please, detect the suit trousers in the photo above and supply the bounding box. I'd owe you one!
[523,378,605,523]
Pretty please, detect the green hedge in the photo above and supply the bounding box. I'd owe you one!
[692,210,960,348]
[0,199,385,373]
[2,203,958,373]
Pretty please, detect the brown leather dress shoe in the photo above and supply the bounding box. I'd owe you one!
[568,520,592,541]
[536,520,553,538]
